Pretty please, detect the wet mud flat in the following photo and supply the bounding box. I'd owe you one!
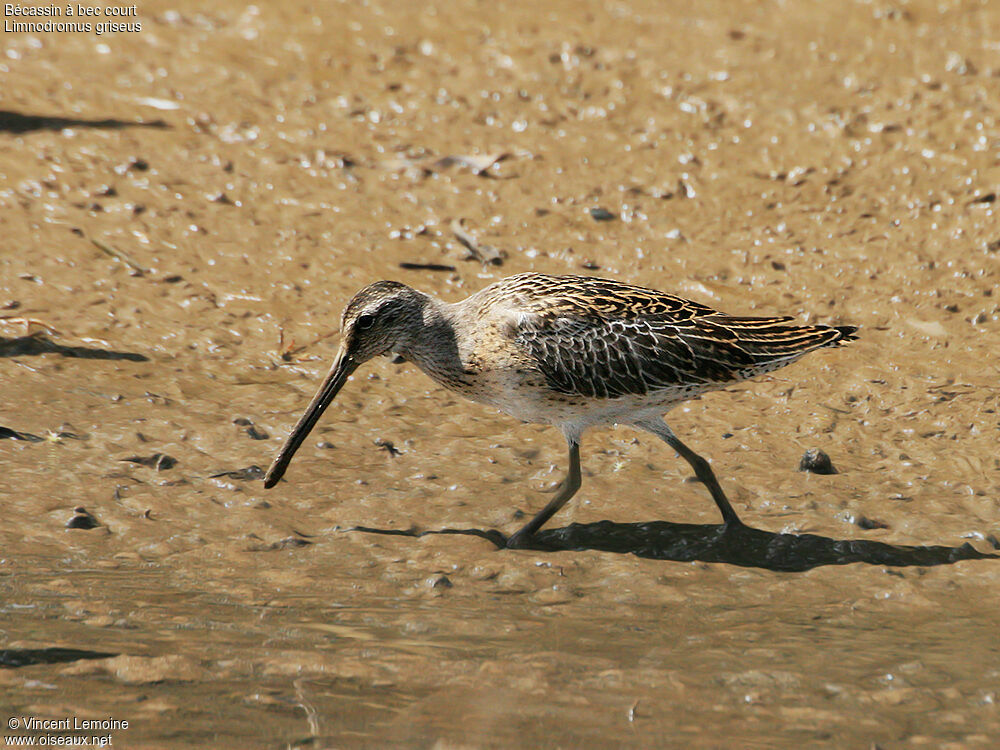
[2,0,1000,747]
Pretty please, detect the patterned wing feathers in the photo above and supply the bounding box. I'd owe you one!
[517,309,855,399]
[488,274,856,399]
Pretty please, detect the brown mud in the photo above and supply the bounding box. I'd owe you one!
[2,0,1000,747]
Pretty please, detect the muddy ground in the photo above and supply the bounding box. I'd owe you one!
[2,0,999,747]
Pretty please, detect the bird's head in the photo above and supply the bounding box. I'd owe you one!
[338,280,427,362]
[263,281,427,488]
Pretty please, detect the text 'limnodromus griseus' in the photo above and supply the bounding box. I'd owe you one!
[264,273,857,548]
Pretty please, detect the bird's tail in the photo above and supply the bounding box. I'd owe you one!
[832,325,859,344]
[712,317,859,356]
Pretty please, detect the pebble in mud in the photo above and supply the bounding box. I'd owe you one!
[234,417,269,440]
[856,516,890,530]
[121,453,178,470]
[66,506,99,530]
[588,207,616,221]
[245,424,269,440]
[799,448,838,475]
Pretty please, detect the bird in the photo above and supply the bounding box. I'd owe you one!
[263,272,857,549]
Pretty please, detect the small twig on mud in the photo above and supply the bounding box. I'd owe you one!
[0,317,61,336]
[278,326,338,361]
[91,237,150,275]
[451,218,505,265]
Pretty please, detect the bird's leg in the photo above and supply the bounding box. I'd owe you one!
[635,418,743,526]
[506,439,581,549]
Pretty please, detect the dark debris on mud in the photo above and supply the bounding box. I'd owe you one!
[121,453,178,470]
[0,333,148,361]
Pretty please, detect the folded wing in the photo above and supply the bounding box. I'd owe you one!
[516,307,855,399]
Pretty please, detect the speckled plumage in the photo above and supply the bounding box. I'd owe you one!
[264,272,857,548]
[469,273,854,398]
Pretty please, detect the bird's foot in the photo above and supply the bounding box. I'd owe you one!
[720,516,748,536]
[505,530,535,550]
[478,528,508,548]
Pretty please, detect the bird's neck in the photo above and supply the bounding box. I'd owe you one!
[394,298,468,386]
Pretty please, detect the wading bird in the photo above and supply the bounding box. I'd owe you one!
[264,273,856,548]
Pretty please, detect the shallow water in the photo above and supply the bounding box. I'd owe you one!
[2,0,1000,747]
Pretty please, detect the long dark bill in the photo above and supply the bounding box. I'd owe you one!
[263,348,358,489]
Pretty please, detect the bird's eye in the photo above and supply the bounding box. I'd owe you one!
[356,313,376,330]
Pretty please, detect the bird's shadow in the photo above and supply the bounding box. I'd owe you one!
[352,520,999,572]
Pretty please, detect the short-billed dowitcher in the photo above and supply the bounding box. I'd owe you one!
[264,273,857,548]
